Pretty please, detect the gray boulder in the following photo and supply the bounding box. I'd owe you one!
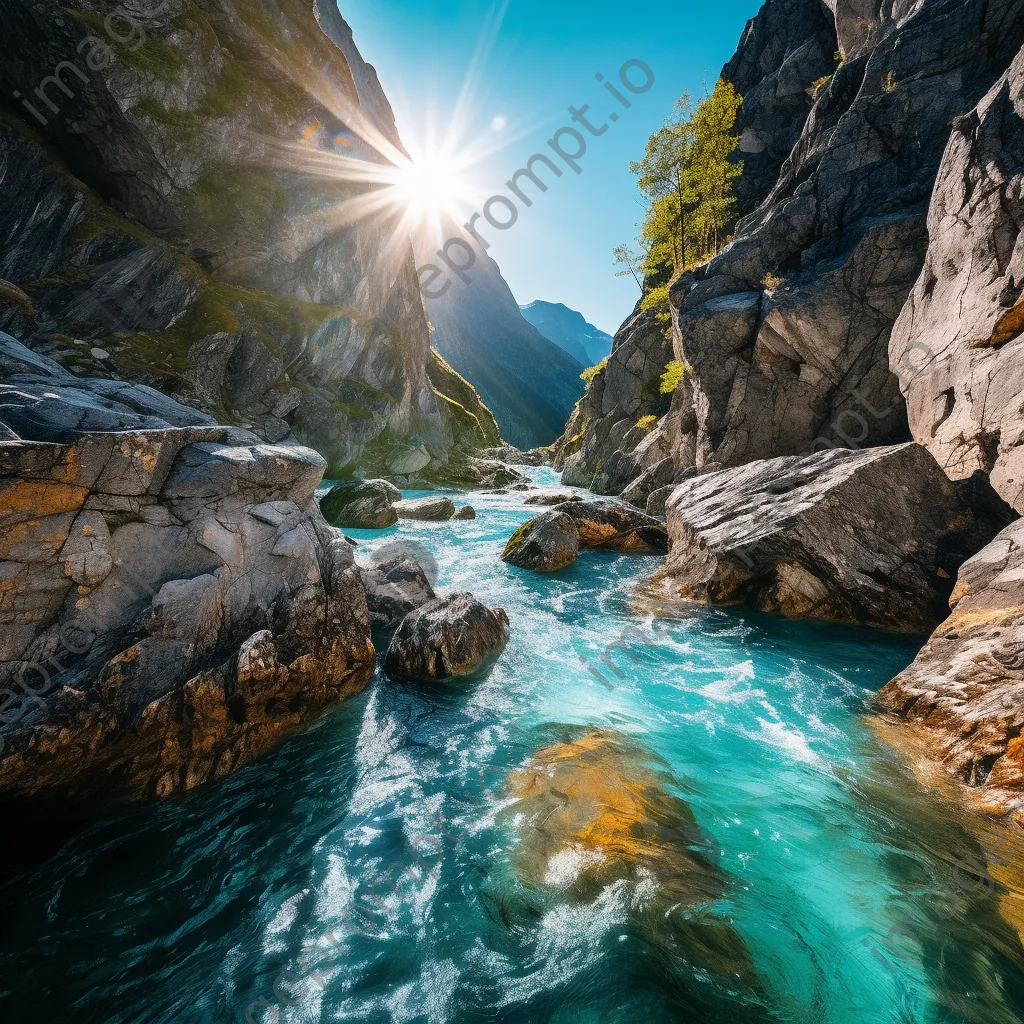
[384,594,510,681]
[394,496,457,521]
[879,519,1024,813]
[502,512,580,572]
[360,551,437,632]
[319,480,399,529]
[651,443,1013,632]
[454,505,477,520]
[890,43,1024,513]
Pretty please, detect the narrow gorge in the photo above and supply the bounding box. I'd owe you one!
[3,0,1024,1021]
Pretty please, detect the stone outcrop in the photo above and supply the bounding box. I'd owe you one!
[879,519,1024,815]
[650,443,1014,632]
[890,43,1024,514]
[360,549,437,632]
[393,496,456,521]
[319,479,400,529]
[555,0,1024,509]
[0,428,375,806]
[0,0,500,477]
[502,512,580,572]
[0,334,218,440]
[453,505,476,520]
[557,500,668,554]
[383,593,510,681]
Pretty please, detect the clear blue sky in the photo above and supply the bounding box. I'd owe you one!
[341,0,762,336]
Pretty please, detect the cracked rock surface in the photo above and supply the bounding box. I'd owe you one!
[650,443,1014,632]
[0,428,374,806]
[879,519,1024,816]
[890,43,1024,513]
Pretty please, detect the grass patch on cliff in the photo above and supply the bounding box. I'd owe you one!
[660,360,688,394]
[581,357,608,383]
[66,8,189,83]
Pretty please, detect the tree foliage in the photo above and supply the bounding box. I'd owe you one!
[621,80,743,321]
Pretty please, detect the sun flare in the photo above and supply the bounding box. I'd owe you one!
[392,152,471,221]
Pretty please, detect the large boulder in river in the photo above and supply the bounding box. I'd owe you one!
[650,443,1014,632]
[319,479,399,529]
[0,429,375,806]
[557,500,668,554]
[360,551,437,632]
[502,511,580,572]
[393,496,457,521]
[384,594,510,681]
[889,43,1024,513]
[878,519,1024,816]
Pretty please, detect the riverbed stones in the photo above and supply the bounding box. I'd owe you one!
[0,428,376,806]
[523,491,583,506]
[319,479,399,529]
[878,519,1024,814]
[383,593,510,681]
[502,511,580,572]
[454,505,476,519]
[556,500,668,553]
[393,496,457,521]
[360,551,437,632]
[651,443,1014,632]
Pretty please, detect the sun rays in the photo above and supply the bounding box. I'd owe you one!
[252,0,529,267]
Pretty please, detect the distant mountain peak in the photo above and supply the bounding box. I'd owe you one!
[519,300,613,367]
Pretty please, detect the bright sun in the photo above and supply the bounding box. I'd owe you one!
[392,153,468,221]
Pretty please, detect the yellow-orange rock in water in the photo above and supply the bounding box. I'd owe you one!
[503,729,763,996]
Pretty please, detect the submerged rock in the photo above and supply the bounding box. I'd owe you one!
[0,429,375,806]
[557,500,668,554]
[319,480,399,529]
[394,496,457,521]
[384,593,510,681]
[879,520,1024,815]
[501,729,762,998]
[360,551,437,633]
[523,491,583,506]
[502,511,580,572]
[651,443,1013,632]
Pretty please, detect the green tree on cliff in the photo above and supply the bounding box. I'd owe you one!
[623,79,742,321]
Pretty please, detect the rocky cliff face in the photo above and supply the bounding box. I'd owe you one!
[557,0,1024,501]
[890,44,1024,514]
[0,0,497,476]
[879,519,1024,817]
[0,427,374,806]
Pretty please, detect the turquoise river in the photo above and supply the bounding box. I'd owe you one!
[3,468,1024,1024]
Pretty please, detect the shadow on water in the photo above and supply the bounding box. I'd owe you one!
[844,727,1024,1024]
